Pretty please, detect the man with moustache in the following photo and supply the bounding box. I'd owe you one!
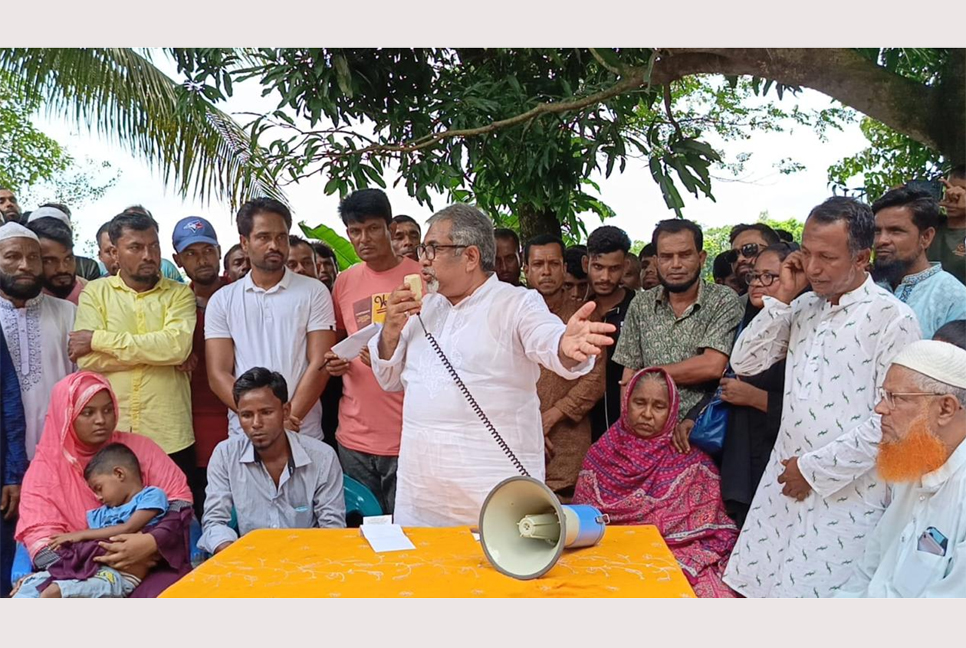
[838,340,966,597]
[494,227,523,286]
[525,234,605,499]
[368,204,615,526]
[638,244,660,291]
[287,236,321,280]
[723,197,921,598]
[310,242,339,291]
[323,189,419,514]
[95,206,185,283]
[72,211,197,474]
[0,223,75,459]
[614,219,742,423]
[223,243,250,283]
[198,367,345,555]
[28,205,101,281]
[390,215,421,262]
[95,221,119,277]
[583,226,637,441]
[563,245,590,305]
[0,188,22,224]
[206,198,337,443]
[26,212,87,305]
[726,223,780,295]
[172,216,230,517]
[872,186,966,338]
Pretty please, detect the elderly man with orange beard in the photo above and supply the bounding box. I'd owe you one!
[838,340,966,597]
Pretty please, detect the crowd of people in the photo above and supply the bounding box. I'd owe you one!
[0,165,965,598]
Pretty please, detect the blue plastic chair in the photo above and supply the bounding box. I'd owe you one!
[343,475,383,527]
[11,543,31,584]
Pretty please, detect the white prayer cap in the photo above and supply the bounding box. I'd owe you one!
[0,222,40,243]
[892,340,966,389]
[26,206,71,227]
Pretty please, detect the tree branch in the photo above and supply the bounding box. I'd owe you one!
[663,85,684,140]
[329,68,649,159]
[589,48,622,75]
[276,48,964,170]
[650,48,962,161]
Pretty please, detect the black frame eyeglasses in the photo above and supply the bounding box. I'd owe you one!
[416,243,468,261]
[746,270,779,287]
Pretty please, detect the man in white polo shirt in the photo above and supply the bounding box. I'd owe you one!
[205,198,337,441]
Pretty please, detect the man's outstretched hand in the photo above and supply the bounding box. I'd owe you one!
[559,301,616,365]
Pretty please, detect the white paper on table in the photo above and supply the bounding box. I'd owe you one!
[361,524,416,553]
[362,515,393,526]
[331,323,380,361]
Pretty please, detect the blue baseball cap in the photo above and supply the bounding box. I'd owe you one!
[172,216,219,253]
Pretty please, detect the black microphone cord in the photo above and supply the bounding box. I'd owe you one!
[415,313,530,478]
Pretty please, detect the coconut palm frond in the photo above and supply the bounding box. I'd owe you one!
[0,48,287,210]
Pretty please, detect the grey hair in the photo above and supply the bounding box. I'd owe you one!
[426,204,496,273]
[806,196,875,256]
[910,371,966,408]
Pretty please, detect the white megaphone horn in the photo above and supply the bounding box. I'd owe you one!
[478,476,609,580]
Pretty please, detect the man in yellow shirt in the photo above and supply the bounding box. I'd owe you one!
[69,211,197,478]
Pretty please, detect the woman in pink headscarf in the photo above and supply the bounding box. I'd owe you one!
[14,371,193,597]
[572,366,738,598]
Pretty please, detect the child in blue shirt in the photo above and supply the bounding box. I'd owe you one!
[14,443,168,598]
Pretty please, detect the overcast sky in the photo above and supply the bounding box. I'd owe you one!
[27,53,871,260]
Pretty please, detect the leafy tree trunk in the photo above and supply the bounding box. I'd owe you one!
[518,205,561,243]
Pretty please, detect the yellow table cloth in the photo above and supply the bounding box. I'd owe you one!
[161,525,695,598]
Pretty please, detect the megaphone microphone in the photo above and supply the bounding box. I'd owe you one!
[413,314,607,579]
[479,476,608,580]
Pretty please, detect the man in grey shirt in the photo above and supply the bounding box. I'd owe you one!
[199,367,345,555]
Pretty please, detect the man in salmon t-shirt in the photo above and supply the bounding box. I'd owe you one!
[323,189,422,515]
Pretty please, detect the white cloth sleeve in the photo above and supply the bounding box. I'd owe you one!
[731,295,793,376]
[307,282,336,332]
[368,321,412,393]
[204,289,231,340]
[798,307,921,497]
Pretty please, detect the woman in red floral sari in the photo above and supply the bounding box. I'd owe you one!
[572,366,737,598]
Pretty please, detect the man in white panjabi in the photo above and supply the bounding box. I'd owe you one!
[838,340,966,597]
[723,197,921,598]
[0,223,75,459]
[369,204,616,527]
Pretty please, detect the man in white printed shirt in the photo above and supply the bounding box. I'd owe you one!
[723,197,921,598]
[838,340,966,597]
[369,204,616,527]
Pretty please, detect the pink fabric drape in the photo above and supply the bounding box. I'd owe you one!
[15,371,192,559]
[573,367,738,598]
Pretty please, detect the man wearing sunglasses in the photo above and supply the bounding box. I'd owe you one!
[725,224,780,295]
